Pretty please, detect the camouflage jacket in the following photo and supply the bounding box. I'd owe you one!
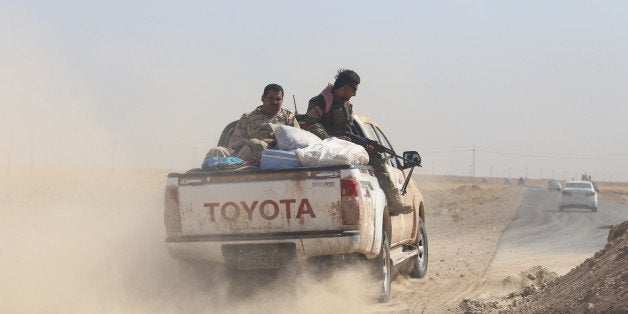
[228,106,300,150]
[306,93,354,139]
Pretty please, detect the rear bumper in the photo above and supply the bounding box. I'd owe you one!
[165,231,361,264]
[560,197,598,208]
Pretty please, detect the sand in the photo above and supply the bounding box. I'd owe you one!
[1,168,625,313]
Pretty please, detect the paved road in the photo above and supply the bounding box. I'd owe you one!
[489,186,628,276]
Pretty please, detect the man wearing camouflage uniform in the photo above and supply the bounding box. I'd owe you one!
[301,69,412,214]
[204,83,299,162]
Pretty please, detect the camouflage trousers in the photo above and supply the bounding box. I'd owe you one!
[370,154,412,214]
[204,146,235,158]
[203,139,269,163]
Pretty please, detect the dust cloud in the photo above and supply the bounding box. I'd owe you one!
[0,168,378,313]
[1,12,375,312]
[1,8,123,170]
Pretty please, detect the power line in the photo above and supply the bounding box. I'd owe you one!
[421,147,628,161]
[423,148,473,154]
[479,149,628,161]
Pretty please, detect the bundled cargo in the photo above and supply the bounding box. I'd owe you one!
[273,124,322,151]
[295,137,369,167]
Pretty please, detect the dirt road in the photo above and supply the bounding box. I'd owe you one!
[382,183,526,312]
[1,170,625,313]
[381,183,626,312]
[489,187,627,280]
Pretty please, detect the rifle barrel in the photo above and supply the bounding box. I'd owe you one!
[337,131,419,167]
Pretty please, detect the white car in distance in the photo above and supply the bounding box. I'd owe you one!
[559,181,598,212]
[547,180,562,191]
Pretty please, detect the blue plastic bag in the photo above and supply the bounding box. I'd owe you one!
[202,157,245,170]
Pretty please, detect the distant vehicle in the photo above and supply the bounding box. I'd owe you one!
[504,178,511,185]
[518,177,525,185]
[547,180,562,191]
[559,181,598,212]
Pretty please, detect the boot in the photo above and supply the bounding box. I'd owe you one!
[385,188,413,215]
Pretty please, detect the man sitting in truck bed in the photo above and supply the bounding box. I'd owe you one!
[300,69,412,214]
[204,83,300,163]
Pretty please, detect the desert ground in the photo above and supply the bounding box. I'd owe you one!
[1,168,626,313]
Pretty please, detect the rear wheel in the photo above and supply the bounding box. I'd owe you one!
[409,218,428,278]
[375,230,391,303]
[591,206,598,212]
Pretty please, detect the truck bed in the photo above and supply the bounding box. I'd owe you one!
[166,165,368,237]
[164,164,383,264]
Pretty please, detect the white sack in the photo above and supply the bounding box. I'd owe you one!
[295,137,369,167]
[274,124,322,151]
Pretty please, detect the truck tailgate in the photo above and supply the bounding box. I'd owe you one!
[177,169,342,236]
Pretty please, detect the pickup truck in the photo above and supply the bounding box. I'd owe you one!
[164,114,428,302]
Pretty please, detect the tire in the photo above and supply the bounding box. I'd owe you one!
[409,218,429,278]
[591,207,597,212]
[375,230,391,303]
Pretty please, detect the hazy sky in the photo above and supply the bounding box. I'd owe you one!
[2,1,628,181]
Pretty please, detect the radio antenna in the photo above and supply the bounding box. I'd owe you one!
[292,94,298,114]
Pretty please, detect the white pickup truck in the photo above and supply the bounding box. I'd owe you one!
[164,114,428,302]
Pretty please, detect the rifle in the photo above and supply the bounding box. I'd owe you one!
[335,131,420,166]
[334,131,422,195]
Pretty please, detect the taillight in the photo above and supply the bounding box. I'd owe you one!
[585,192,595,197]
[164,185,181,235]
[562,191,571,196]
[341,179,359,197]
[341,179,360,227]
